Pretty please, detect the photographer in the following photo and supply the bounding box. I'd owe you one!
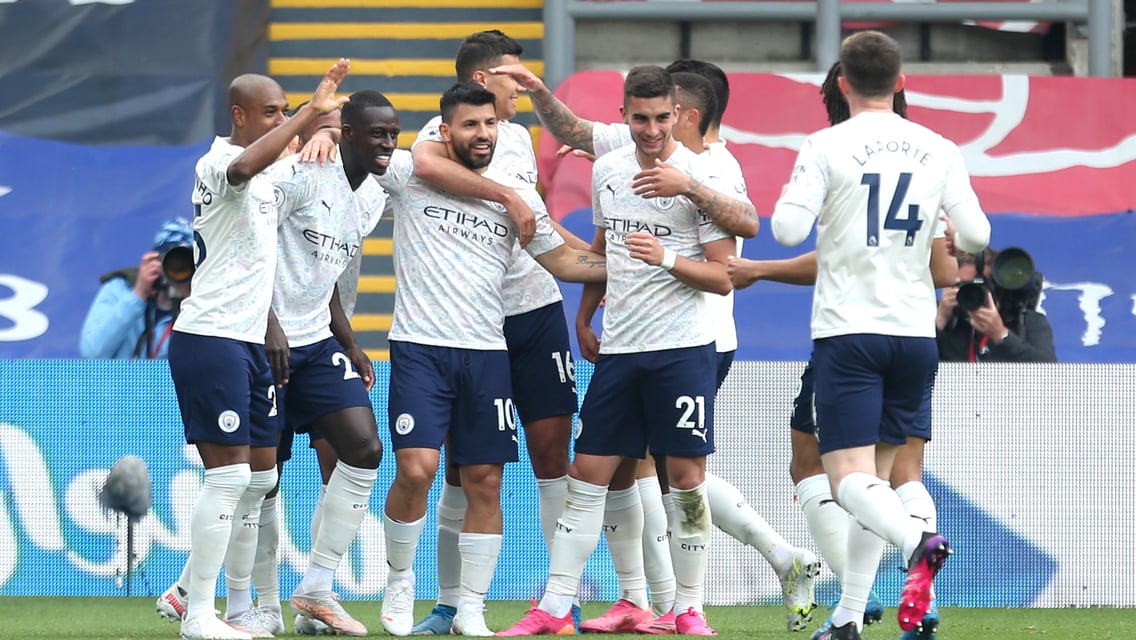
[936,248,1056,362]
[79,218,193,359]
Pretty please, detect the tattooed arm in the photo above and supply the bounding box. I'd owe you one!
[490,63,597,154]
[631,158,759,238]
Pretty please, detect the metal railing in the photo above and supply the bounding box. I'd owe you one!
[543,0,1113,88]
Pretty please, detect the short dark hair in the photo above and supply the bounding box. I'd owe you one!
[839,31,903,99]
[820,60,907,126]
[672,72,717,137]
[440,82,497,123]
[666,59,729,128]
[623,65,674,104]
[455,30,523,82]
[341,90,394,128]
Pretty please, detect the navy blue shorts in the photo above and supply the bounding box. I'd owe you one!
[790,361,817,435]
[279,337,372,434]
[578,344,717,459]
[504,302,578,423]
[715,349,736,391]
[812,334,938,455]
[387,341,518,465]
[169,331,280,447]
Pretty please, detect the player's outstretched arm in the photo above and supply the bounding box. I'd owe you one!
[549,217,593,251]
[728,251,817,290]
[228,59,350,186]
[411,141,535,247]
[533,245,606,283]
[490,63,597,155]
[632,159,758,238]
[329,284,373,391]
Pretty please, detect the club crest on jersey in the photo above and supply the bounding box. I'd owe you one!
[654,196,677,211]
[395,413,415,436]
[273,185,286,210]
[217,410,240,433]
[488,201,507,213]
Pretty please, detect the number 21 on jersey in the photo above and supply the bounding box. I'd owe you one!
[862,172,922,247]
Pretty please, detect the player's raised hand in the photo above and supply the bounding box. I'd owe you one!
[488,63,546,93]
[632,158,691,199]
[626,231,665,266]
[309,58,351,114]
[556,144,596,162]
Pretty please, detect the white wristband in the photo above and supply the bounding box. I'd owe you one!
[660,248,677,271]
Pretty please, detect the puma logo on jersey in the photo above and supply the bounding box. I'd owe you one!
[691,427,707,443]
[320,200,332,214]
[603,183,617,197]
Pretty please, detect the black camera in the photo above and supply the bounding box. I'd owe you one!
[956,247,1041,314]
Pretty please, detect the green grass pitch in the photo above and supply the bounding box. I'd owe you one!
[0,598,1133,639]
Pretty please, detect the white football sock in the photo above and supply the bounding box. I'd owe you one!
[541,477,608,616]
[603,486,648,609]
[536,475,569,551]
[225,468,277,617]
[385,514,426,576]
[437,482,467,608]
[668,483,711,615]
[186,463,251,621]
[705,472,794,575]
[837,472,925,562]
[251,495,280,611]
[300,463,377,594]
[796,473,851,580]
[637,476,675,617]
[831,523,886,629]
[310,484,327,547]
[895,481,937,533]
[457,532,502,614]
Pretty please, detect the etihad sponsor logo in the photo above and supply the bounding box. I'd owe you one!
[423,206,510,238]
[603,218,672,237]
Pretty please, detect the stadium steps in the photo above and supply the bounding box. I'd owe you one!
[268,0,545,360]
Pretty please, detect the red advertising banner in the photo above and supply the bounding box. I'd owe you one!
[538,71,1136,220]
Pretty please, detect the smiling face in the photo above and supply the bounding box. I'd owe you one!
[441,102,498,171]
[622,95,677,160]
[343,106,399,175]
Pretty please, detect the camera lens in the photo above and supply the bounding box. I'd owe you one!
[161,246,195,284]
[956,281,987,311]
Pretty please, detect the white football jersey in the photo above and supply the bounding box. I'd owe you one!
[592,143,732,353]
[591,125,746,354]
[593,121,632,158]
[380,152,564,350]
[337,177,390,320]
[177,136,279,343]
[270,156,389,347]
[701,140,748,353]
[777,111,987,339]
[413,116,562,316]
